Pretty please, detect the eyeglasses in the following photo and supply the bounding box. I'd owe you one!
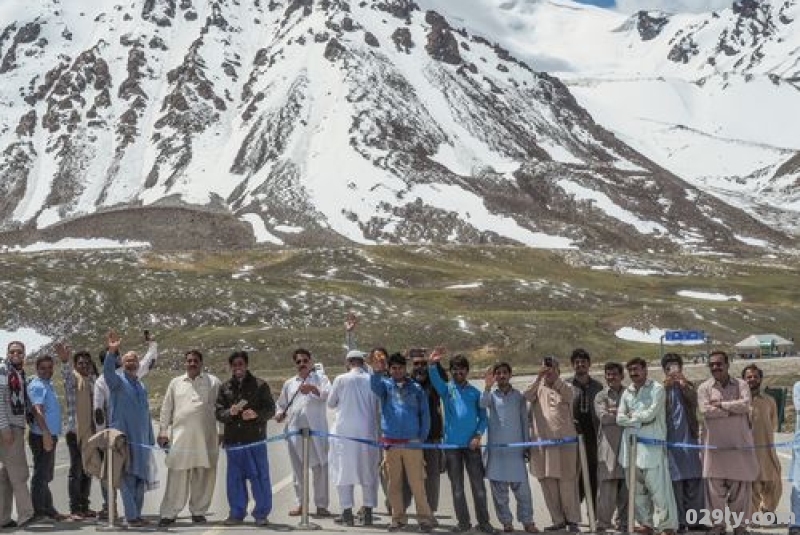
[8,349,23,355]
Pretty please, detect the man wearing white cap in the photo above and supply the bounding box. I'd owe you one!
[328,350,380,526]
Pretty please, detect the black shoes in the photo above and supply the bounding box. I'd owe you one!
[192,515,207,524]
[361,507,375,527]
[335,508,355,527]
[158,518,175,527]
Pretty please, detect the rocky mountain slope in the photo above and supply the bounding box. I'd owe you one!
[456,0,800,233]
[0,0,791,250]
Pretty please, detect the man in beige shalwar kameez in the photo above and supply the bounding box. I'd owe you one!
[157,350,222,526]
[698,351,758,535]
[742,364,782,514]
[525,357,581,532]
[594,362,628,532]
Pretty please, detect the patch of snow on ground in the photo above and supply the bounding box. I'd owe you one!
[446,282,483,289]
[456,317,474,334]
[677,290,743,302]
[0,328,54,355]
[625,268,663,276]
[274,225,304,234]
[7,238,150,253]
[615,327,704,345]
[239,214,283,245]
[735,235,770,248]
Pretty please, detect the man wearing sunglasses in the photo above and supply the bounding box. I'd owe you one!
[275,348,332,518]
[0,341,35,529]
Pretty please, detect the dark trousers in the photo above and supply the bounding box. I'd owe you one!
[445,448,490,527]
[226,443,272,521]
[578,430,598,510]
[66,432,92,513]
[28,432,58,517]
[403,448,442,512]
[673,478,704,528]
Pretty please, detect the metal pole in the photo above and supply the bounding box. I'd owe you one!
[577,434,596,533]
[660,335,665,360]
[626,432,637,534]
[98,433,117,531]
[297,428,320,530]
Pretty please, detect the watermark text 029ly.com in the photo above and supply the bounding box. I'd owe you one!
[687,508,794,528]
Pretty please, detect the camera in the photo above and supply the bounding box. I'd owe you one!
[543,356,554,368]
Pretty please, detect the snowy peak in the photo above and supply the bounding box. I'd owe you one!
[0,0,792,251]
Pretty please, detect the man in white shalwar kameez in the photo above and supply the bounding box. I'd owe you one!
[275,349,331,517]
[327,350,380,526]
[157,350,221,526]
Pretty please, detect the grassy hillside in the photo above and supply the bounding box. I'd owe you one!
[2,245,798,407]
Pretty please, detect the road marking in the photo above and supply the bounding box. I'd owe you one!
[202,473,294,535]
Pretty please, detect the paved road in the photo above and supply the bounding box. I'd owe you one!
[9,375,796,534]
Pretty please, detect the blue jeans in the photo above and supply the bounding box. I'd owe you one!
[791,480,800,528]
[120,474,145,521]
[490,480,534,525]
[28,432,58,517]
[226,442,272,520]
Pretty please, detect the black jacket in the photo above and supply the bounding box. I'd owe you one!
[216,371,275,445]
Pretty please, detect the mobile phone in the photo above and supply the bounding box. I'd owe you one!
[543,356,554,368]
[668,364,679,375]
[233,399,248,410]
[314,362,325,375]
[143,329,151,342]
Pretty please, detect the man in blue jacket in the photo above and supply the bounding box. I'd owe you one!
[371,352,434,532]
[429,350,495,534]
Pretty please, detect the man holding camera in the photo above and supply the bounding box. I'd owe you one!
[215,351,276,526]
[661,354,703,532]
[157,350,222,527]
[275,349,331,517]
[525,356,580,532]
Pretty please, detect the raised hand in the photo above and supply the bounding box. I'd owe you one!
[484,366,495,390]
[429,346,445,363]
[106,329,121,353]
[54,342,71,363]
[345,312,358,332]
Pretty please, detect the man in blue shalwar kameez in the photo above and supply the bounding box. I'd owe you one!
[481,362,537,533]
[103,331,157,527]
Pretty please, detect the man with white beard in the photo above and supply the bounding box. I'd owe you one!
[328,350,380,526]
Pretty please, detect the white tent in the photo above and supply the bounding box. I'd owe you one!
[734,333,794,355]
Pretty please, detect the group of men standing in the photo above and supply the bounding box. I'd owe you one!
[573,350,782,535]
[0,336,790,534]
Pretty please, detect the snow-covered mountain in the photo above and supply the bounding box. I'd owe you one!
[0,0,793,250]
[450,0,800,233]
